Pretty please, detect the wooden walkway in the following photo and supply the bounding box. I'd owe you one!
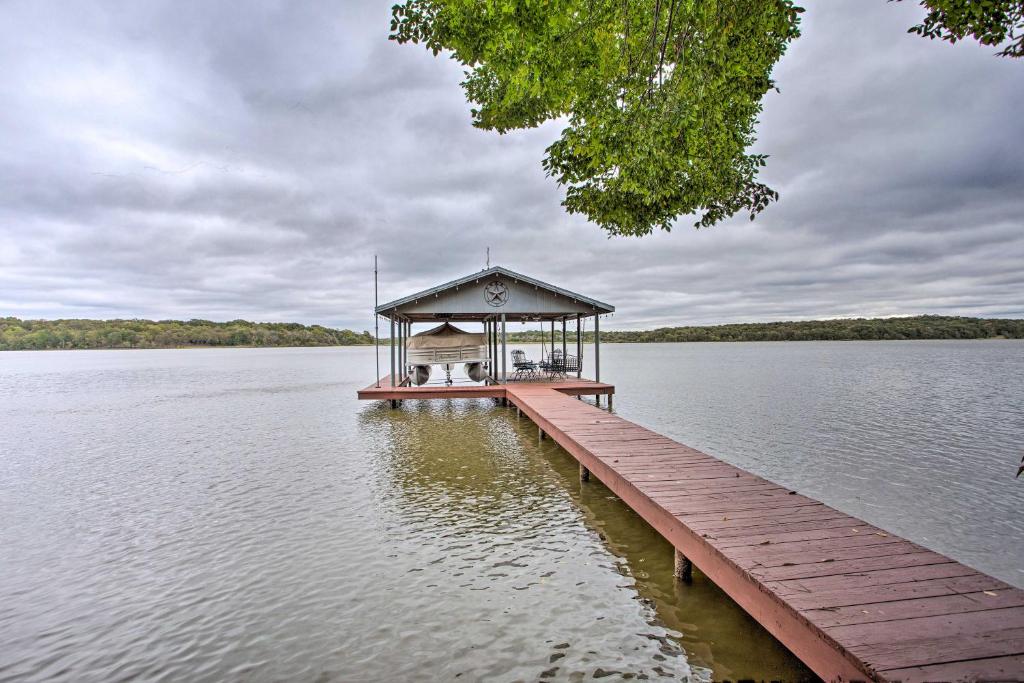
[361,381,1024,681]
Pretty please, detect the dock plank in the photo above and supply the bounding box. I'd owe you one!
[805,591,1024,628]
[881,655,1024,683]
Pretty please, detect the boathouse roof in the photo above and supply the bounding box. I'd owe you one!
[375,266,614,321]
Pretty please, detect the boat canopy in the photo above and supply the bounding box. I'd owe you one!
[406,322,485,350]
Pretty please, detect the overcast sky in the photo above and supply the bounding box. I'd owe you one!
[1,1,1022,331]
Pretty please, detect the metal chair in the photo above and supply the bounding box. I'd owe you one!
[544,349,567,379]
[510,349,537,380]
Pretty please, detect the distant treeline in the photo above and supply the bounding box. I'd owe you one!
[2,315,1021,351]
[0,318,374,350]
[507,316,1024,343]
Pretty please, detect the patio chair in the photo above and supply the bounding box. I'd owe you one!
[510,349,537,380]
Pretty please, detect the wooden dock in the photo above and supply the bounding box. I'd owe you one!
[360,380,1024,681]
[357,376,615,402]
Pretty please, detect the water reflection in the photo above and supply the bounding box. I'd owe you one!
[360,399,815,682]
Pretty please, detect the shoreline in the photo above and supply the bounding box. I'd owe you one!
[6,315,1020,352]
[2,337,1020,352]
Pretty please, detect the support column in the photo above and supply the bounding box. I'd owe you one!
[500,313,507,383]
[561,318,566,361]
[389,316,395,387]
[576,316,582,378]
[550,319,555,355]
[397,318,403,384]
[674,549,693,582]
[594,313,600,405]
[579,463,590,482]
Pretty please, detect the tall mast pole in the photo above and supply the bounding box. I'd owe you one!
[374,255,380,388]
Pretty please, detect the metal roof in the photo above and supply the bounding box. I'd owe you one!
[375,266,615,316]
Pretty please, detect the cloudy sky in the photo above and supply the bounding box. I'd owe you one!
[1,1,1021,331]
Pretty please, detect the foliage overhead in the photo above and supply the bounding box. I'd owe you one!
[905,0,1024,58]
[391,1,1022,237]
[390,0,804,236]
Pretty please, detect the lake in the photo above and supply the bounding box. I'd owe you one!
[2,341,1021,681]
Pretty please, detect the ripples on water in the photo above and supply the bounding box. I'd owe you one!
[3,341,1018,681]
[0,348,815,681]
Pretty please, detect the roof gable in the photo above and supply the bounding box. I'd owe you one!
[376,266,614,319]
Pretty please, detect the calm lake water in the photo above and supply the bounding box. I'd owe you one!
[2,341,1022,681]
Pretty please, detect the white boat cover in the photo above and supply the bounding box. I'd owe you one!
[406,322,485,350]
[406,322,488,366]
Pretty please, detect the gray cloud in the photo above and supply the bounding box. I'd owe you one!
[0,0,1022,330]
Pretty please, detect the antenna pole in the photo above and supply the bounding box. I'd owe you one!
[374,255,380,388]
[486,246,490,269]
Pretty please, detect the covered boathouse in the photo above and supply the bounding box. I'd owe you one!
[359,265,616,403]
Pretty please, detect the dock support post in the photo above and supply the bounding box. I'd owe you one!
[607,394,613,411]
[594,314,601,406]
[561,318,566,362]
[389,316,395,387]
[492,318,498,381]
[538,426,545,440]
[579,463,590,482]
[404,321,410,381]
[397,318,403,383]
[500,314,507,383]
[674,549,693,582]
[576,316,582,378]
